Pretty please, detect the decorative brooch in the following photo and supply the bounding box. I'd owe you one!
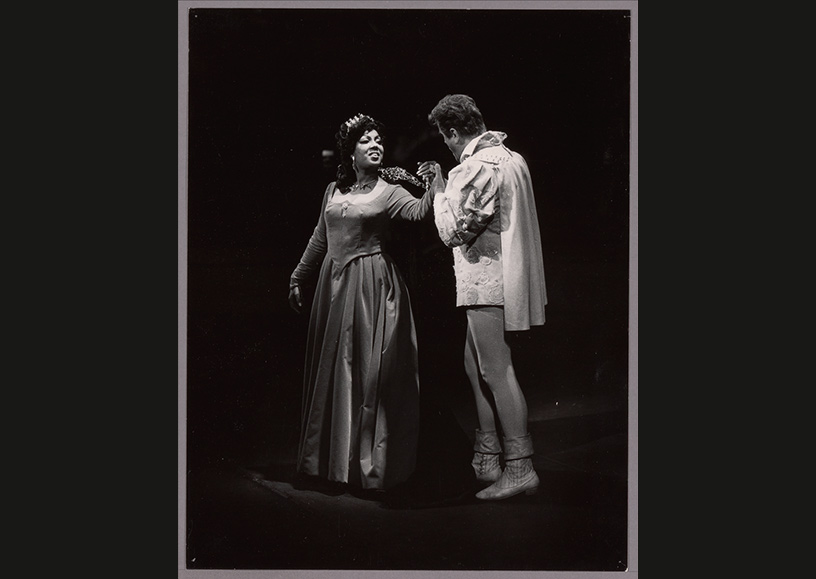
[379,166,426,190]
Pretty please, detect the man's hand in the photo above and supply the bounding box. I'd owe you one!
[416,161,445,192]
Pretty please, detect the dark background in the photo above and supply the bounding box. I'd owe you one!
[183,6,631,570]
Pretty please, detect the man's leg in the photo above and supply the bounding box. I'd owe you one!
[465,306,528,438]
[466,306,539,500]
[464,319,499,431]
[464,317,502,483]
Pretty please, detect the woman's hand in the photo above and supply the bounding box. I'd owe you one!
[416,161,445,193]
[288,284,303,313]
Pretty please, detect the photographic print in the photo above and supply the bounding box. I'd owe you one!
[179,1,637,576]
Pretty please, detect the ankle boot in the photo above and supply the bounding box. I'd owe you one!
[475,433,539,500]
[471,429,502,484]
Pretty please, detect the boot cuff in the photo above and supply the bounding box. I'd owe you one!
[474,429,501,454]
[503,433,534,460]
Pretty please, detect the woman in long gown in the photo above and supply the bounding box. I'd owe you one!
[288,113,442,492]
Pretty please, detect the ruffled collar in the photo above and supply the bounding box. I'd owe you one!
[461,131,508,161]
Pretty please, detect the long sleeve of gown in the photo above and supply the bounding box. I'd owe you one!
[386,185,435,222]
[433,162,499,248]
[289,183,331,286]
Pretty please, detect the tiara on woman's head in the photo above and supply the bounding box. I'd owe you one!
[344,113,369,130]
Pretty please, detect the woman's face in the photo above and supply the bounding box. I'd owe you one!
[352,130,383,172]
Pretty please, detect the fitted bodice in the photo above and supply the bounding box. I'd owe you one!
[325,183,394,272]
[290,178,435,286]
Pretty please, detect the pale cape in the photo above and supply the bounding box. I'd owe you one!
[458,131,548,331]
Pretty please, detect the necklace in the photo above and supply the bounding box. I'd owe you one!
[349,178,377,192]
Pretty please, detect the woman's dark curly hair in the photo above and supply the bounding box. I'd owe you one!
[335,113,385,191]
[427,94,487,137]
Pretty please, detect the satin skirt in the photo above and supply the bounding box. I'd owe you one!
[296,252,420,489]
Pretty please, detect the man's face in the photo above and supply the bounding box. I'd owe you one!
[439,126,465,161]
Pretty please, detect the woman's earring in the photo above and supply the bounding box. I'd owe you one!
[352,157,357,171]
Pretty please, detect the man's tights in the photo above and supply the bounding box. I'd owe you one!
[464,306,529,439]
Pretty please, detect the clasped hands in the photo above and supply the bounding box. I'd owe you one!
[416,161,445,192]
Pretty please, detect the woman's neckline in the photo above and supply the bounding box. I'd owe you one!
[344,175,381,195]
[333,178,386,202]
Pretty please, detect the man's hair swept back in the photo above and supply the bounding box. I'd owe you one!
[428,94,487,137]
